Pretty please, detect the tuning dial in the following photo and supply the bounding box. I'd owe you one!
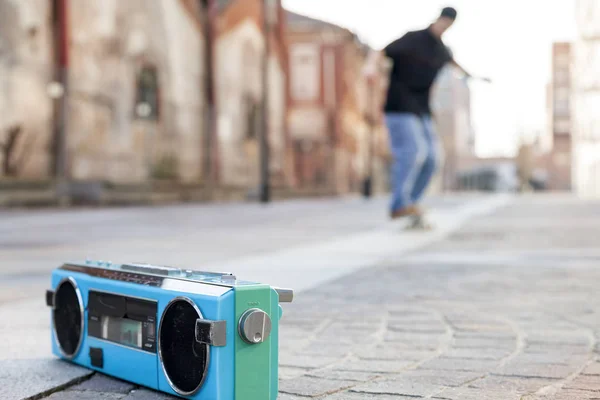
[238,309,272,344]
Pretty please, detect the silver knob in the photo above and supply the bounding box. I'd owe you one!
[238,309,272,344]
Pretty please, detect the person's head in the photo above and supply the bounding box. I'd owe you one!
[430,7,457,37]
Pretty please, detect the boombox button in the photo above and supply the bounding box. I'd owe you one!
[90,347,103,368]
[239,309,272,344]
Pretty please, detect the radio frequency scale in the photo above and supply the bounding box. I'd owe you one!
[46,260,293,399]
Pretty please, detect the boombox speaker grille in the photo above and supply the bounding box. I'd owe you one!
[52,278,83,358]
[159,298,208,396]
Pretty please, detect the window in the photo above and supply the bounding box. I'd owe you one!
[135,66,160,119]
[554,88,570,117]
[554,119,571,134]
[290,44,320,101]
[555,69,569,85]
[554,53,570,68]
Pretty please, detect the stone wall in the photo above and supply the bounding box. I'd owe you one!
[215,11,288,189]
[0,0,54,178]
[67,0,206,183]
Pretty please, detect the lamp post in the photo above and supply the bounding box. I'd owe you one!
[362,78,375,198]
[51,0,70,204]
[259,0,277,203]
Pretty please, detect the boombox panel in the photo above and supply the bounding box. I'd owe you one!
[50,269,236,400]
[234,285,279,400]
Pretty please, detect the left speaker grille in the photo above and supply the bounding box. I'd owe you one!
[53,279,83,358]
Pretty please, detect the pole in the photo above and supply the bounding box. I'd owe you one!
[53,0,70,203]
[362,79,375,198]
[201,0,216,189]
[259,0,271,203]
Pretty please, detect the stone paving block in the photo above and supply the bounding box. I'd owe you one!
[383,331,446,347]
[549,388,600,400]
[0,359,93,400]
[417,357,500,372]
[68,373,135,394]
[443,347,511,360]
[451,337,516,350]
[349,378,443,397]
[326,392,415,400]
[333,359,415,373]
[122,388,177,399]
[279,376,356,397]
[433,387,523,400]
[353,347,435,362]
[301,344,354,358]
[279,354,341,369]
[277,394,307,400]
[305,369,381,383]
[452,330,518,340]
[583,361,600,376]
[495,362,578,379]
[565,373,600,392]
[279,366,313,380]
[45,391,125,399]
[524,343,591,355]
[466,375,557,393]
[401,369,485,387]
[387,325,448,335]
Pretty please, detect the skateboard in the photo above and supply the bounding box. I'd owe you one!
[404,213,434,231]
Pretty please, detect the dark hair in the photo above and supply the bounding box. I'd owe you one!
[440,7,457,20]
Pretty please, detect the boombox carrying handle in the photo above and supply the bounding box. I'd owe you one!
[195,319,227,347]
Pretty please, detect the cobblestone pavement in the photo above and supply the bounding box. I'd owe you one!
[9,194,600,399]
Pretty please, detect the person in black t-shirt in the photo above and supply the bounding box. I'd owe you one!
[364,7,473,225]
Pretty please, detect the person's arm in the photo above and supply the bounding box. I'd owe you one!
[449,58,472,79]
[449,58,492,83]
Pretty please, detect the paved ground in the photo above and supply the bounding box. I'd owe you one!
[3,194,600,399]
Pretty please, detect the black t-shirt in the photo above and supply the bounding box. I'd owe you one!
[383,27,453,115]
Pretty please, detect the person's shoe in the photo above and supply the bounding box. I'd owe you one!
[390,205,419,220]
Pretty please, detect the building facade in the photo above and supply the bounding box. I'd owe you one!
[285,11,388,194]
[214,0,291,191]
[0,0,209,184]
[0,0,294,194]
[0,0,56,178]
[546,42,573,191]
[429,65,475,192]
[572,0,600,198]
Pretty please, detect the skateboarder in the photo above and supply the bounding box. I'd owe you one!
[364,7,474,229]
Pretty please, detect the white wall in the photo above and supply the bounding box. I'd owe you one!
[572,0,600,197]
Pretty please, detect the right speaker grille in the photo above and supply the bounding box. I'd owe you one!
[52,279,83,358]
[159,298,208,396]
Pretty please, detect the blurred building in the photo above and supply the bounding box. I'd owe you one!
[0,0,294,192]
[214,0,291,190]
[430,65,475,192]
[545,42,573,191]
[0,0,210,183]
[572,0,600,198]
[0,0,55,178]
[285,12,389,194]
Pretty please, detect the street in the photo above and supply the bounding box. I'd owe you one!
[2,193,600,399]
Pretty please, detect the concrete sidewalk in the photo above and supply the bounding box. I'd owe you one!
[5,194,600,399]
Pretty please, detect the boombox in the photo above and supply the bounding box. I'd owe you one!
[45,260,293,399]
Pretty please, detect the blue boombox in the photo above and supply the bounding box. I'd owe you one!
[45,260,293,399]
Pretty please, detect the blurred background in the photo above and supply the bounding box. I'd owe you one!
[0,0,598,206]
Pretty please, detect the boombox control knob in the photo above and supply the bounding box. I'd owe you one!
[239,309,272,344]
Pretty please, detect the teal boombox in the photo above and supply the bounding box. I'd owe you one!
[46,260,293,399]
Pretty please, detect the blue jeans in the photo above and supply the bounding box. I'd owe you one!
[385,113,439,214]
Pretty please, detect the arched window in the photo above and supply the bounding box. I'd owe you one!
[135,66,160,119]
